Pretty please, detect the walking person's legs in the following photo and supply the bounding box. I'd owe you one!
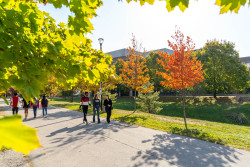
[83,105,88,123]
[93,107,95,122]
[12,107,18,115]
[33,107,37,118]
[96,106,100,123]
[45,107,47,117]
[108,109,111,123]
[42,107,45,117]
[106,107,111,123]
[24,108,28,120]
[12,107,15,115]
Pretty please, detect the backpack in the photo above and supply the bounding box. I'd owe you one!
[34,99,38,105]
[42,99,48,106]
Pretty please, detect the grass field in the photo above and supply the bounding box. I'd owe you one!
[49,96,250,150]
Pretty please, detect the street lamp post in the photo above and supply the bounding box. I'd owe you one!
[98,38,104,111]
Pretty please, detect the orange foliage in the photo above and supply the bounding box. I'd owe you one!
[119,36,153,93]
[157,30,204,90]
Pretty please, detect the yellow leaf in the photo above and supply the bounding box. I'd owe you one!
[0,116,41,155]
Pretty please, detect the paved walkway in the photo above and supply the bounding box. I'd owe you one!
[1,99,250,167]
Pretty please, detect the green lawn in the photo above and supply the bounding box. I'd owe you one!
[49,96,250,150]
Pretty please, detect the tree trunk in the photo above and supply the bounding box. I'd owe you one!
[71,88,74,102]
[213,91,217,98]
[182,89,188,130]
[134,89,136,112]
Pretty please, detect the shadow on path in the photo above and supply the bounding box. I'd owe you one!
[131,133,242,167]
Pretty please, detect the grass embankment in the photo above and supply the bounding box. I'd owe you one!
[49,96,250,150]
[0,107,4,117]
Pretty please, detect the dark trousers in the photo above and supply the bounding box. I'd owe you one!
[82,105,88,121]
[106,107,112,123]
[12,107,18,115]
[33,107,38,118]
[93,106,100,123]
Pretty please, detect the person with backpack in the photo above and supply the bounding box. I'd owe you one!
[10,92,21,115]
[22,98,30,120]
[32,97,39,118]
[41,95,49,118]
[93,94,101,124]
[104,95,112,123]
[80,92,91,124]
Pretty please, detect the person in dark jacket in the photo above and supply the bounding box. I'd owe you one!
[80,92,91,124]
[22,98,30,120]
[41,95,49,118]
[93,94,101,123]
[104,95,112,123]
[31,97,39,118]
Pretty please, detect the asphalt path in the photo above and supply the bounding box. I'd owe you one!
[1,99,250,167]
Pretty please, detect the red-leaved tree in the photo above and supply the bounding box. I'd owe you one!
[157,29,204,130]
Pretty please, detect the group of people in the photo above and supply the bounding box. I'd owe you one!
[10,93,49,120]
[79,92,113,124]
[9,91,113,124]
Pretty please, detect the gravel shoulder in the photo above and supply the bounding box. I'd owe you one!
[0,150,31,167]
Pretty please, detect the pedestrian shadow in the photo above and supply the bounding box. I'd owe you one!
[131,133,244,167]
[46,121,127,149]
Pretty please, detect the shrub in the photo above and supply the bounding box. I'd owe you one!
[137,82,163,113]
[229,112,249,124]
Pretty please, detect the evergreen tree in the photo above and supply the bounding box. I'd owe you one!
[136,82,163,113]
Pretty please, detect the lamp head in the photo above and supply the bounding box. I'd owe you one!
[98,38,104,44]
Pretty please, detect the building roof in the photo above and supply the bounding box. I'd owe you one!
[107,48,250,63]
[106,48,174,59]
[145,48,174,55]
[106,48,129,58]
[240,56,250,62]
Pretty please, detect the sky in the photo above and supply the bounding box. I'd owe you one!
[38,0,250,57]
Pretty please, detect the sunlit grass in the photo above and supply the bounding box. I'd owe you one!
[49,97,250,150]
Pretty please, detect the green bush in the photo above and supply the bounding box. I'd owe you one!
[229,112,249,124]
[137,82,163,113]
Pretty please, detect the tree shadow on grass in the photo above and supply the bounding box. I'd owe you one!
[113,114,147,125]
[131,132,247,167]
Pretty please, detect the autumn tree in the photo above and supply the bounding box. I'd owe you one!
[145,52,165,91]
[114,60,130,96]
[42,76,62,99]
[119,36,153,111]
[157,30,204,130]
[194,40,249,98]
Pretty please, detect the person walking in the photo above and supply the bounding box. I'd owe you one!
[41,95,49,118]
[22,98,30,120]
[104,95,112,123]
[93,94,101,124]
[32,97,39,118]
[80,92,91,124]
[10,92,21,115]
